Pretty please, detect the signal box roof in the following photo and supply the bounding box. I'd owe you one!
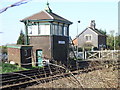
[21,10,72,24]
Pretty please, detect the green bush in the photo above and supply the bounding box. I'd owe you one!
[0,45,7,54]
[0,62,43,74]
[0,62,27,74]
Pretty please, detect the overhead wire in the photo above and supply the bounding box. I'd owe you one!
[0,0,32,14]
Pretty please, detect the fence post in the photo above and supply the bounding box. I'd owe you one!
[112,50,114,59]
[84,51,87,60]
[82,52,84,60]
[99,51,101,59]
[83,47,85,60]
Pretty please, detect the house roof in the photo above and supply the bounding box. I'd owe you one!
[89,27,106,36]
[21,3,73,24]
[73,27,107,41]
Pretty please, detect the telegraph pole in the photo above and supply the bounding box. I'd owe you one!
[77,21,80,58]
[114,32,115,51]
[76,20,80,72]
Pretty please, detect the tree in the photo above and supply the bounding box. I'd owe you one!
[17,30,25,45]
[115,35,120,49]
[0,45,7,54]
[107,32,120,50]
[107,35,114,49]
[98,29,107,35]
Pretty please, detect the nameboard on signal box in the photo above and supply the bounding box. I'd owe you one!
[58,41,65,44]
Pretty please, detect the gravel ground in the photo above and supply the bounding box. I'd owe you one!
[26,67,118,89]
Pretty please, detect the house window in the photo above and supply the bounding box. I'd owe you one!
[64,26,68,36]
[38,25,50,35]
[38,25,41,34]
[85,35,92,41]
[54,25,58,35]
[44,25,50,35]
[28,25,32,35]
[58,25,63,35]
[28,25,38,35]
[52,24,58,35]
[32,25,38,35]
[28,24,50,35]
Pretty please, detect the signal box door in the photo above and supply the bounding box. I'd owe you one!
[36,50,43,67]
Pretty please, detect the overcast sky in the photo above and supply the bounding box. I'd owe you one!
[0,0,119,45]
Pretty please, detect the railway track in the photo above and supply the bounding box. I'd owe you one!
[0,60,119,89]
[0,65,65,89]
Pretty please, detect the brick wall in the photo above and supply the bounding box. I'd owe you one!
[8,48,21,66]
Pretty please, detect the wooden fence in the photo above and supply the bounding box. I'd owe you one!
[77,50,120,60]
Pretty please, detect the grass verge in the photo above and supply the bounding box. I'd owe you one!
[0,62,28,74]
[0,62,43,74]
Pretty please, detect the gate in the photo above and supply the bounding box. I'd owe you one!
[77,50,120,60]
[84,50,120,60]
